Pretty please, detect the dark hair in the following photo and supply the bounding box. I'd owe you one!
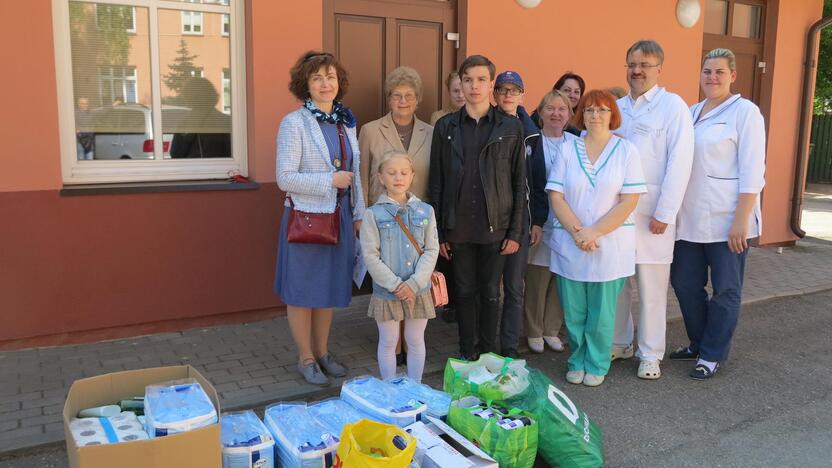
[553,72,586,97]
[626,40,665,65]
[288,51,349,101]
[458,55,496,80]
[571,89,622,131]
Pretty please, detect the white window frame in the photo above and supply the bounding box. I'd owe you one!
[52,0,248,184]
[221,68,231,114]
[98,65,139,104]
[221,13,229,36]
[180,10,203,35]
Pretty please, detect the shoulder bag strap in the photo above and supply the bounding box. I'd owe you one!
[394,214,424,256]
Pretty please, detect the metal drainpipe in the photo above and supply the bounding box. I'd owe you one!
[793,15,832,238]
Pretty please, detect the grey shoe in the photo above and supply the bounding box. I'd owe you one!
[297,361,329,386]
[317,354,347,378]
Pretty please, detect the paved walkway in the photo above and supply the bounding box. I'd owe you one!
[2,236,832,455]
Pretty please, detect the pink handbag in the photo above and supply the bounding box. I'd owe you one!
[394,215,449,307]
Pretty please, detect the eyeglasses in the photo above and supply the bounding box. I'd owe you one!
[390,93,417,103]
[625,62,661,70]
[583,107,612,115]
[496,87,523,96]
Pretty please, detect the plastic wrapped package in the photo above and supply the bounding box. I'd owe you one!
[335,419,417,467]
[443,353,530,401]
[221,411,275,468]
[144,379,218,438]
[70,411,149,446]
[387,377,452,418]
[263,402,338,468]
[341,376,427,427]
[308,398,372,440]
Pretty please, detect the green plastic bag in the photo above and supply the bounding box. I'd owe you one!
[447,396,538,468]
[443,353,530,401]
[502,368,604,468]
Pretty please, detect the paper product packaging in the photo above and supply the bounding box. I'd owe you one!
[63,365,221,468]
[404,416,497,468]
[221,411,275,468]
[70,411,148,446]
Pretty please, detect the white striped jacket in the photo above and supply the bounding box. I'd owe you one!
[276,107,365,219]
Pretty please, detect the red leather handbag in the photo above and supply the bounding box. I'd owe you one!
[285,123,348,245]
[394,215,449,307]
[286,198,340,244]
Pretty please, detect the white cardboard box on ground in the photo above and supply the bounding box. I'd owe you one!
[404,416,497,468]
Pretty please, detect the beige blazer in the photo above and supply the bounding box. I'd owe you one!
[358,112,433,206]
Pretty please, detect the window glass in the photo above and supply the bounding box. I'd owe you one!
[71,2,153,160]
[704,0,728,35]
[732,3,762,39]
[159,9,231,159]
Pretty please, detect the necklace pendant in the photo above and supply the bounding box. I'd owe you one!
[333,158,341,169]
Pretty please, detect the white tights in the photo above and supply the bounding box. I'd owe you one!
[377,319,428,382]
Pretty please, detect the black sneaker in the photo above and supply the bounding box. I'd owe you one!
[689,362,720,380]
[668,346,699,361]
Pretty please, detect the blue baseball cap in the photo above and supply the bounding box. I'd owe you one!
[495,71,524,91]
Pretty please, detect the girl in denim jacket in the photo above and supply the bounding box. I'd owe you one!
[360,152,439,382]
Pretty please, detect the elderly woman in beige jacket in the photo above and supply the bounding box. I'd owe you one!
[359,66,433,206]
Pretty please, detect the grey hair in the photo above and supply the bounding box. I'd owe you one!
[384,66,423,103]
[626,39,665,65]
[703,48,737,71]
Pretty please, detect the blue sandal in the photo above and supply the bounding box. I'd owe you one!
[689,362,719,380]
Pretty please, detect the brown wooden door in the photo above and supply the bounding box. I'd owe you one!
[702,0,766,104]
[323,0,457,128]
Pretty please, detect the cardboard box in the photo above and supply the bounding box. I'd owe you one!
[63,365,221,468]
[404,416,498,468]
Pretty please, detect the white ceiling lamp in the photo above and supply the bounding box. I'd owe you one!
[676,0,701,28]
[516,0,542,9]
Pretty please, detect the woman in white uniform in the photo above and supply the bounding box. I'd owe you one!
[524,90,577,354]
[669,48,766,380]
[546,89,646,387]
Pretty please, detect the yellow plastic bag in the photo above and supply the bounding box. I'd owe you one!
[334,419,416,468]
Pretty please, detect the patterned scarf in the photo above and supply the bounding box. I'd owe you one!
[303,99,356,128]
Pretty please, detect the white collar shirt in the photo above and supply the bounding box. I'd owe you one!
[677,95,766,243]
[545,135,647,282]
[616,85,694,263]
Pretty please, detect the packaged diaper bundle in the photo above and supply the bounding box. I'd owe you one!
[263,403,339,468]
[221,411,275,468]
[308,398,372,440]
[144,379,218,438]
[387,376,452,418]
[70,411,149,446]
[340,376,426,427]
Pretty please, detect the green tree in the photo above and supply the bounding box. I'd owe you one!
[814,0,832,113]
[163,40,200,104]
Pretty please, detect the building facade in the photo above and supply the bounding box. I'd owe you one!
[0,0,822,345]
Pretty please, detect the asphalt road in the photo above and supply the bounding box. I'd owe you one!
[3,289,830,468]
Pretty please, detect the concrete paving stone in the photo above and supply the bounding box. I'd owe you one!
[0,402,22,414]
[0,420,18,432]
[20,414,61,428]
[0,407,42,422]
[236,376,276,389]
[239,362,266,373]
[203,371,236,385]
[148,332,182,341]
[246,368,281,380]
[203,360,240,372]
[44,422,64,435]
[258,380,303,396]
[220,386,263,402]
[219,352,254,362]
[41,405,63,416]
[213,382,240,394]
[0,392,43,406]
[22,396,65,411]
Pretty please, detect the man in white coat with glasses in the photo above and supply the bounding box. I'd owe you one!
[611,40,694,380]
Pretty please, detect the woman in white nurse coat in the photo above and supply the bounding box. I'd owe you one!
[669,48,766,380]
[546,89,646,387]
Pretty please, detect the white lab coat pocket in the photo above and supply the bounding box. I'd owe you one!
[706,176,740,216]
